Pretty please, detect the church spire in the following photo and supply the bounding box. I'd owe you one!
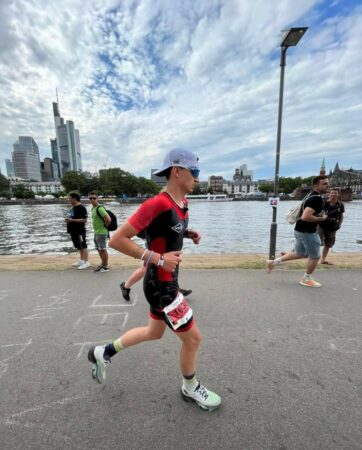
[320,157,326,176]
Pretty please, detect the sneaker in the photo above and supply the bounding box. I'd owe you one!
[78,261,91,270]
[181,382,221,411]
[94,265,110,273]
[88,345,110,384]
[180,288,192,297]
[72,260,82,267]
[299,277,322,288]
[266,260,275,273]
[120,282,131,301]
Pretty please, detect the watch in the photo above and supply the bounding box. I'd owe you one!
[157,255,165,267]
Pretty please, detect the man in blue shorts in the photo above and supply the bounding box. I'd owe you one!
[88,149,221,411]
[267,176,329,287]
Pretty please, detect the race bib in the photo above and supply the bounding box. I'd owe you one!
[163,292,193,331]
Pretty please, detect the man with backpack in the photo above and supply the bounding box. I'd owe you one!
[89,191,112,272]
[318,188,344,265]
[267,176,329,287]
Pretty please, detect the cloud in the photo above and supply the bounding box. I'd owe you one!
[0,0,361,181]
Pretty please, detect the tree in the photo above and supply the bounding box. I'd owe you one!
[258,183,273,193]
[61,171,87,194]
[0,174,9,192]
[13,185,35,199]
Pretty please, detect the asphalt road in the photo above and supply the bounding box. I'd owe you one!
[0,268,361,450]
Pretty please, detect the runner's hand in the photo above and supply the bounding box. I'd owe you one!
[162,251,182,272]
[188,230,201,245]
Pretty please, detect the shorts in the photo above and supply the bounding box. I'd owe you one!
[294,230,321,260]
[143,267,194,333]
[94,234,107,250]
[318,228,336,248]
[70,232,87,250]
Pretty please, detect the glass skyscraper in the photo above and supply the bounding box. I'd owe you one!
[12,136,41,181]
[52,102,82,177]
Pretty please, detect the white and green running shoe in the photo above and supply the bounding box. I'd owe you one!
[181,382,221,411]
[88,345,110,384]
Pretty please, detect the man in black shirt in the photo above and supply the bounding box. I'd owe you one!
[65,192,90,269]
[318,189,344,264]
[267,176,329,287]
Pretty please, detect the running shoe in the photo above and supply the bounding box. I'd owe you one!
[78,261,91,270]
[299,277,322,288]
[266,260,275,273]
[120,282,131,301]
[88,345,110,384]
[180,289,192,297]
[72,260,82,267]
[94,265,110,273]
[181,382,221,411]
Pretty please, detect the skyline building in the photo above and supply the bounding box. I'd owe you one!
[5,158,14,177]
[12,136,41,181]
[52,102,82,177]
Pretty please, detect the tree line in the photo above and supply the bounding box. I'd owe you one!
[0,168,160,199]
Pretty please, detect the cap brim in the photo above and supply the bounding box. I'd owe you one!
[153,166,171,177]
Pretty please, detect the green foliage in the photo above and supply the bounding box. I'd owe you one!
[13,185,35,199]
[259,176,315,194]
[0,174,10,191]
[0,190,11,199]
[61,171,87,193]
[60,168,160,197]
[258,183,273,193]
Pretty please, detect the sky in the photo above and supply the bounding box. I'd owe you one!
[0,0,361,181]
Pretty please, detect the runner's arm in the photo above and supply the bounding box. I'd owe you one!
[109,222,182,272]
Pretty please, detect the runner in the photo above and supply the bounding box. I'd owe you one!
[88,148,221,411]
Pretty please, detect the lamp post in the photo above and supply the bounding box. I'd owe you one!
[268,27,308,260]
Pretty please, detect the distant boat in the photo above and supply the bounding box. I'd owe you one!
[186,194,233,202]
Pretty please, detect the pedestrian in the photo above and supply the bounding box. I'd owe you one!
[89,191,111,272]
[88,148,221,411]
[65,191,90,270]
[267,176,329,287]
[318,188,344,265]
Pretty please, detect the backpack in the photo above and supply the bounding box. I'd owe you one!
[286,193,320,224]
[96,206,118,231]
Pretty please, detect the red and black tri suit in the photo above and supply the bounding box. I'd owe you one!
[128,192,194,332]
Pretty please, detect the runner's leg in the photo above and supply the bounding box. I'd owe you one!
[125,266,146,289]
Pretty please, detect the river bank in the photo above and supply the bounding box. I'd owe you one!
[0,252,361,271]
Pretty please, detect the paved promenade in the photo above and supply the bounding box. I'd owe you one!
[0,269,361,450]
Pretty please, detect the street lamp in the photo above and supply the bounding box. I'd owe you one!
[268,27,308,260]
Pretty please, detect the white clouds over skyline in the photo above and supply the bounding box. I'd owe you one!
[0,0,361,180]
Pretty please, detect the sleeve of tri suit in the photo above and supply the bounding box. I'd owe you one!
[127,194,170,234]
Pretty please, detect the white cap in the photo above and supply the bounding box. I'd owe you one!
[153,148,199,177]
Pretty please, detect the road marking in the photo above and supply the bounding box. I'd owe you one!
[73,312,128,328]
[328,338,361,354]
[4,395,83,428]
[22,308,64,320]
[36,289,73,308]
[0,338,32,380]
[90,293,138,308]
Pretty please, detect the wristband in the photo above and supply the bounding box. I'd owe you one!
[144,251,154,267]
[157,255,165,267]
[140,249,148,261]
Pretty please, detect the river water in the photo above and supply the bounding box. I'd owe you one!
[0,201,361,255]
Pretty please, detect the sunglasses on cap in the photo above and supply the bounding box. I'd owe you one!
[88,196,97,200]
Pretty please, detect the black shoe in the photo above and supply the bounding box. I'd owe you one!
[120,282,131,301]
[180,288,192,297]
